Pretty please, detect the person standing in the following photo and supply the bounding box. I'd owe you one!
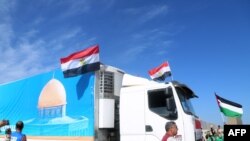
[4,128,11,141]
[162,121,180,141]
[216,125,223,136]
[0,120,9,127]
[11,121,27,141]
[215,125,223,141]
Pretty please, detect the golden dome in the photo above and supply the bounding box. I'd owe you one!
[38,79,66,108]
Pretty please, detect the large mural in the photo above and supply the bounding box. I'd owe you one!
[0,69,95,137]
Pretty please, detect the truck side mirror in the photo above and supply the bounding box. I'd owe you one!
[166,97,177,119]
[166,97,174,111]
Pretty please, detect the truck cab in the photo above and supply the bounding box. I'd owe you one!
[119,74,202,141]
[95,66,202,141]
[92,65,202,141]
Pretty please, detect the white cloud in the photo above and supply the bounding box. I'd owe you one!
[123,5,168,23]
[118,28,173,63]
[61,27,82,40]
[0,39,52,84]
[33,17,44,25]
[46,27,85,51]
[0,23,13,49]
[0,21,95,84]
[140,5,168,23]
[101,0,115,9]
[0,0,15,16]
[0,0,15,49]
[131,28,168,40]
[22,29,39,40]
[123,45,147,59]
[64,1,91,17]
[0,27,97,84]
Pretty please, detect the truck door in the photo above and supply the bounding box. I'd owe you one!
[120,89,146,141]
[144,87,178,141]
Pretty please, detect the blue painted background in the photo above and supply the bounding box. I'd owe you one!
[0,69,95,136]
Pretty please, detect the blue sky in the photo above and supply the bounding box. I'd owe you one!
[0,0,249,125]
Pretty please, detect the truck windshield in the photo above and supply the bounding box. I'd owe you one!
[175,87,196,116]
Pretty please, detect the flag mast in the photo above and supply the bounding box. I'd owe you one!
[170,73,174,81]
[220,112,226,124]
[215,92,226,124]
[167,61,174,81]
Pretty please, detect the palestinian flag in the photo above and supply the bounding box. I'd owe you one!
[148,61,171,81]
[215,94,243,117]
[60,45,100,78]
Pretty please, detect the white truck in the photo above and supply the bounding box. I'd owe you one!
[96,66,202,141]
[0,65,202,141]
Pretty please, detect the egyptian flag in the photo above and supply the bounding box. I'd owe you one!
[60,45,100,78]
[215,94,243,117]
[148,61,171,81]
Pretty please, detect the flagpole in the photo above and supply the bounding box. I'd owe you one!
[171,75,174,81]
[215,92,226,124]
[220,112,226,124]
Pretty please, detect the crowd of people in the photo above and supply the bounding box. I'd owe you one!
[161,121,224,141]
[3,120,224,141]
[0,120,26,141]
[204,125,224,141]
